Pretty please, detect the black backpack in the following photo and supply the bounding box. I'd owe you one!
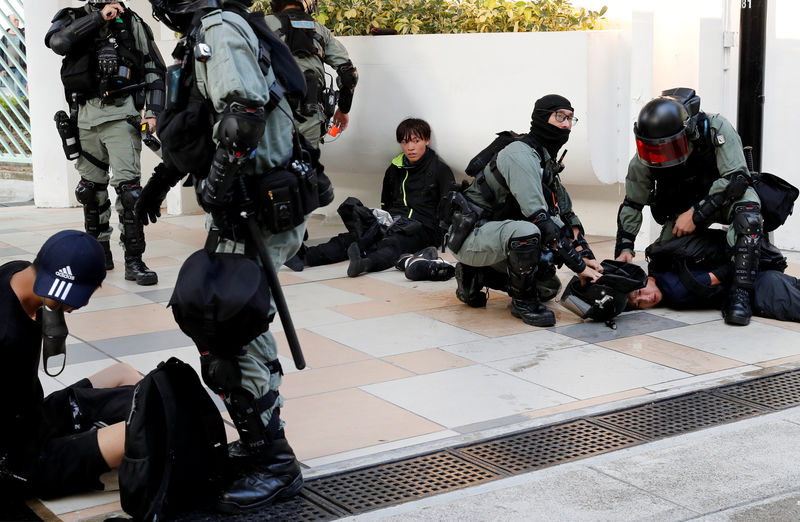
[464,131,544,178]
[119,357,228,521]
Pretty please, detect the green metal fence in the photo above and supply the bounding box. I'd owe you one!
[0,1,29,164]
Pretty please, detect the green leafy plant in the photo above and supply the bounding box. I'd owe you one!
[253,0,607,36]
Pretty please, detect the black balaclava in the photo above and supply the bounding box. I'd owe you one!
[530,94,574,158]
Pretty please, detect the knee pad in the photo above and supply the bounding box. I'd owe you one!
[732,203,763,237]
[507,234,541,299]
[115,180,145,255]
[75,179,110,236]
[732,203,762,288]
[200,353,242,396]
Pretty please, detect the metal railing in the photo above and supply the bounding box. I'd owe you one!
[0,1,29,164]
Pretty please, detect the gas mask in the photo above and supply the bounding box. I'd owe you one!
[38,301,69,377]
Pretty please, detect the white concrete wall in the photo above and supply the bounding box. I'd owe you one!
[26,0,800,250]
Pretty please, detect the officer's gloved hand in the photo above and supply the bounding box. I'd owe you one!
[137,163,177,225]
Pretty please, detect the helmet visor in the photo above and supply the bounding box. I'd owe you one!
[635,129,690,168]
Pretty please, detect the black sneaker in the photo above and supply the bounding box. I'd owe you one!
[394,246,439,271]
[510,298,556,327]
[405,259,456,281]
[284,254,305,272]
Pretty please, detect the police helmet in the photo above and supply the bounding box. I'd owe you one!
[633,96,691,168]
[270,0,317,13]
[149,0,219,33]
[560,260,647,323]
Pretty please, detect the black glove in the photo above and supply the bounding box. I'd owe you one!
[136,163,180,225]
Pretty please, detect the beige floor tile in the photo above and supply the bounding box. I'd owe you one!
[331,299,406,319]
[598,335,745,375]
[752,315,800,334]
[421,299,540,337]
[24,221,85,232]
[755,354,800,368]
[92,282,128,298]
[322,276,435,306]
[282,388,444,460]
[66,303,177,341]
[278,272,309,286]
[273,329,371,367]
[523,388,651,419]
[281,359,415,399]
[141,255,182,268]
[383,348,475,374]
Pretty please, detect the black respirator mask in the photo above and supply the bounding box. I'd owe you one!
[38,301,69,377]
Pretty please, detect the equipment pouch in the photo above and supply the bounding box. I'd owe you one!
[258,169,306,233]
[299,70,319,117]
[447,210,477,254]
[54,110,82,161]
[751,172,799,232]
[60,52,94,102]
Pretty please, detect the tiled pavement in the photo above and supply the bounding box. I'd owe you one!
[3,204,800,521]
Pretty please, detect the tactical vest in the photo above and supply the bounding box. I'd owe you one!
[274,10,323,61]
[469,135,563,222]
[59,8,145,105]
[649,113,719,224]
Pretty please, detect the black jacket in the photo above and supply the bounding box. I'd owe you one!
[380,147,454,233]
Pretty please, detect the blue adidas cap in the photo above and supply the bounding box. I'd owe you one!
[33,230,107,308]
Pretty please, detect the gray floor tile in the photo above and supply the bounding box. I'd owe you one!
[361,365,574,428]
[91,329,195,357]
[0,246,28,257]
[135,287,176,303]
[310,312,485,357]
[552,311,687,343]
[650,320,800,363]
[488,344,691,399]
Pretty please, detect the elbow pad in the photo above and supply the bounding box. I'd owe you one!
[335,61,358,113]
[46,10,104,55]
[216,100,267,156]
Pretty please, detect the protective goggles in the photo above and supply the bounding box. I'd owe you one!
[634,128,690,168]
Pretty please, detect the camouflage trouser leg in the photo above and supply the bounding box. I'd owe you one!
[76,120,142,245]
[215,216,308,429]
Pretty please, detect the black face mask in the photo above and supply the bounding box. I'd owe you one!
[38,302,68,377]
[530,117,571,159]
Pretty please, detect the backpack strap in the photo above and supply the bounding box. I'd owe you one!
[675,259,724,300]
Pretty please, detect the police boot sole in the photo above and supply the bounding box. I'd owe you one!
[126,271,158,286]
[215,473,304,514]
[724,313,751,326]
[510,306,556,327]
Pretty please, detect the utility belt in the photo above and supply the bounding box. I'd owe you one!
[440,190,484,254]
[256,155,320,233]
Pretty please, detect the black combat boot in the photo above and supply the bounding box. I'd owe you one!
[124,255,158,286]
[99,240,114,270]
[510,297,556,327]
[217,435,304,513]
[455,262,488,307]
[723,287,753,326]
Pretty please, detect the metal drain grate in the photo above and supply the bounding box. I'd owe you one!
[457,419,641,474]
[592,391,768,440]
[174,368,800,520]
[304,450,503,514]
[715,370,800,410]
[173,491,344,521]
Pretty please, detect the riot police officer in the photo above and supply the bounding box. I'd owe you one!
[265,0,357,148]
[615,88,762,326]
[140,0,306,512]
[449,95,602,327]
[45,0,165,285]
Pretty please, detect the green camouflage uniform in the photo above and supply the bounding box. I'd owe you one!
[195,9,304,428]
[453,141,583,300]
[617,113,758,255]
